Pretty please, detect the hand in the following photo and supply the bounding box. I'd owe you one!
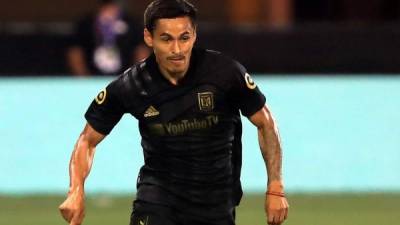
[59,190,86,225]
[265,181,289,225]
[265,194,289,225]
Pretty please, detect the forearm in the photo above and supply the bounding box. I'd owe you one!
[68,134,96,193]
[258,120,282,184]
[259,123,289,225]
[59,124,104,224]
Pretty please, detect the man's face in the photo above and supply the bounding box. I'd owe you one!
[144,16,196,77]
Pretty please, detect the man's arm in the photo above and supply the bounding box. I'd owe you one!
[59,123,105,225]
[249,105,289,225]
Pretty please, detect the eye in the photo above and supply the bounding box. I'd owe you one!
[160,36,171,42]
[181,35,190,41]
[160,34,172,42]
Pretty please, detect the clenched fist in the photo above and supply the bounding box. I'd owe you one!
[265,181,289,225]
[59,190,86,225]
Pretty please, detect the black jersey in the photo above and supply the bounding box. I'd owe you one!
[85,48,266,217]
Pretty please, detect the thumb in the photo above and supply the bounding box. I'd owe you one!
[70,220,80,225]
[69,214,81,225]
[59,205,72,222]
[70,206,85,225]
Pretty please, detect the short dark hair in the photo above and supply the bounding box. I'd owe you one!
[98,0,116,5]
[144,0,197,33]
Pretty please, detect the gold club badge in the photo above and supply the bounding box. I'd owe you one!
[198,92,214,111]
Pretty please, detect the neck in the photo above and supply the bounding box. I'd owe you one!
[160,69,187,86]
[157,62,189,86]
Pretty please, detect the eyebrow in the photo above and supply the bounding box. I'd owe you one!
[159,31,191,37]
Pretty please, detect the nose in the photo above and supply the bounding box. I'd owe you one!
[171,40,181,54]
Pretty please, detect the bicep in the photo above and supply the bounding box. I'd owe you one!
[248,105,275,129]
[80,123,106,147]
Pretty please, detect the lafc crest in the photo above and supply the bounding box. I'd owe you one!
[198,92,214,111]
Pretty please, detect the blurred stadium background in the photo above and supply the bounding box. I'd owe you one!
[1,0,400,225]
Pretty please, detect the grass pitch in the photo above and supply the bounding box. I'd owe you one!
[1,193,399,225]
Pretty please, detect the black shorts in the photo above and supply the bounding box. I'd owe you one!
[129,200,235,225]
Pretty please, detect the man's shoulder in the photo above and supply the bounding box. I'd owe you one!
[197,48,245,72]
[112,62,148,94]
[199,48,231,63]
[104,62,149,113]
[194,48,246,82]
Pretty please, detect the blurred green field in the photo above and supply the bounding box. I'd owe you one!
[1,193,399,225]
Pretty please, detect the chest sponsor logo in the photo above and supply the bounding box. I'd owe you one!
[144,105,160,118]
[148,115,219,136]
[95,89,107,105]
[198,92,214,111]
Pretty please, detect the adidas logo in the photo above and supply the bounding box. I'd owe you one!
[144,106,160,117]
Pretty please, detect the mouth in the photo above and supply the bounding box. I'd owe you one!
[168,56,185,61]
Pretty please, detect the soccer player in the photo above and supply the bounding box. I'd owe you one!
[59,0,289,225]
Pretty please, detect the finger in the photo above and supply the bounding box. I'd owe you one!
[59,204,70,220]
[273,211,281,225]
[275,209,285,225]
[70,216,81,225]
[267,209,273,225]
[268,220,279,225]
[70,221,81,225]
[59,208,72,222]
[278,208,286,224]
[268,210,278,225]
[267,219,274,225]
[284,206,289,220]
[71,209,85,225]
[78,210,86,223]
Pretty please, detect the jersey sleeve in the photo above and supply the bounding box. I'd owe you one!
[230,61,266,117]
[84,79,126,135]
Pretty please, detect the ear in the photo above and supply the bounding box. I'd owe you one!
[143,28,153,47]
[193,27,197,43]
